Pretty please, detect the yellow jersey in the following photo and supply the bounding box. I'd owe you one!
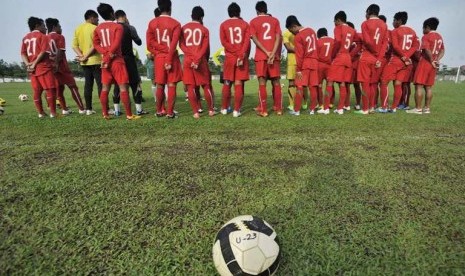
[72,22,101,66]
[283,30,296,66]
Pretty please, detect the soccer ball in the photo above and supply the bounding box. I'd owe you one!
[18,94,29,101]
[212,215,280,276]
[0,97,5,106]
[0,106,4,115]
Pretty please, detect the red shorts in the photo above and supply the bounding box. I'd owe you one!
[30,70,56,91]
[381,59,413,83]
[357,52,377,83]
[102,59,129,85]
[182,59,210,86]
[409,61,419,82]
[414,59,437,86]
[328,64,352,83]
[154,55,183,84]
[55,70,76,86]
[255,60,280,79]
[223,55,249,82]
[296,69,319,87]
[318,62,330,83]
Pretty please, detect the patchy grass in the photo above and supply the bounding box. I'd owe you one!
[1,81,465,275]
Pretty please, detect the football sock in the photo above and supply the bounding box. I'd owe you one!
[69,85,84,110]
[234,84,244,112]
[259,84,267,112]
[380,83,389,109]
[294,88,303,112]
[337,85,347,110]
[187,85,200,114]
[156,86,164,114]
[167,85,176,115]
[100,90,109,116]
[324,85,333,110]
[309,86,318,111]
[392,84,403,109]
[273,83,282,111]
[120,90,132,116]
[57,85,67,110]
[221,84,231,110]
[203,84,214,112]
[361,83,371,111]
[46,89,57,116]
[33,90,44,114]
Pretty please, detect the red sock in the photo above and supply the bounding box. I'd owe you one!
[167,85,176,115]
[100,90,109,116]
[46,89,56,116]
[337,85,347,110]
[221,84,230,110]
[380,82,389,109]
[324,85,333,109]
[273,83,282,111]
[370,83,378,109]
[187,85,199,114]
[156,86,165,114]
[202,84,214,112]
[120,90,133,116]
[259,84,267,112]
[57,85,67,110]
[234,84,243,112]
[361,83,370,111]
[391,84,402,109]
[309,86,318,110]
[294,87,303,112]
[33,89,44,114]
[318,86,323,106]
[69,85,84,110]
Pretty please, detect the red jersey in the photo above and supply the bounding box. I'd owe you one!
[249,14,282,61]
[93,21,124,61]
[146,15,182,64]
[350,32,363,63]
[180,21,210,65]
[317,36,335,65]
[48,32,70,72]
[420,31,444,61]
[219,18,250,60]
[332,24,355,67]
[21,30,54,75]
[361,17,388,59]
[294,27,318,71]
[389,25,419,62]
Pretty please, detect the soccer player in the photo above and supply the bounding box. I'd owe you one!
[72,10,102,115]
[21,17,57,118]
[180,6,215,118]
[250,1,283,117]
[408,17,444,114]
[92,3,140,120]
[285,15,319,116]
[219,2,251,118]
[355,4,388,115]
[283,29,297,111]
[320,11,355,115]
[316,28,334,111]
[147,0,182,118]
[379,12,419,113]
[370,15,390,111]
[46,18,86,115]
[348,21,363,110]
[112,10,148,116]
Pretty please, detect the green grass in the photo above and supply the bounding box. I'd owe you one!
[1,80,465,275]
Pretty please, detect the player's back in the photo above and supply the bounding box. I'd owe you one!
[220,18,249,57]
[21,31,53,74]
[48,32,69,69]
[421,31,444,61]
[295,27,318,70]
[181,21,209,59]
[94,21,124,57]
[147,15,181,57]
[317,36,334,64]
[250,15,281,61]
[333,24,355,67]
[361,18,388,57]
[390,26,417,59]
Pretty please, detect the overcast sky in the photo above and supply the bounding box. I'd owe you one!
[2,0,464,67]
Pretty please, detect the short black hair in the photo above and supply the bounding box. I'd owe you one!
[423,17,439,30]
[255,1,267,14]
[379,15,386,23]
[317,28,328,38]
[158,0,172,13]
[115,10,126,19]
[228,2,241,18]
[394,11,408,25]
[347,21,355,29]
[97,3,114,21]
[27,17,43,32]
[192,6,204,21]
[84,9,98,20]
[285,15,301,29]
[334,11,347,23]
[154,8,161,17]
[366,4,380,16]
[45,18,59,33]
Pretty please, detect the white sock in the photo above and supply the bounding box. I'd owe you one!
[136,104,142,112]
[114,104,120,112]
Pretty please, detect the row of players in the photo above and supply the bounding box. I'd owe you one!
[21,0,444,119]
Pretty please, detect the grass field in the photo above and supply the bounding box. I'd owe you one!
[1,80,465,275]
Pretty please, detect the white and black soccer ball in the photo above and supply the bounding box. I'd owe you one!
[18,94,29,101]
[212,215,281,276]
